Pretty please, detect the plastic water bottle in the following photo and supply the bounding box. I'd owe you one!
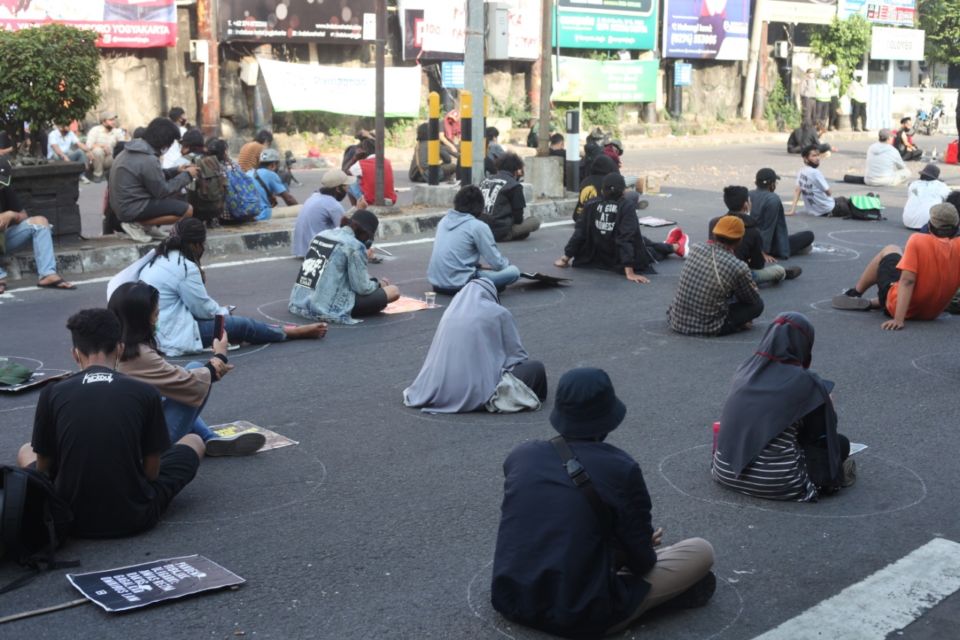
[712,421,721,456]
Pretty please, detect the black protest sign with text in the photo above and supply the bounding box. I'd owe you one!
[296,236,339,290]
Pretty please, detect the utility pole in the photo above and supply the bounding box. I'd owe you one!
[196,0,220,137]
[374,0,386,205]
[464,0,485,184]
[742,0,766,120]
[537,0,552,156]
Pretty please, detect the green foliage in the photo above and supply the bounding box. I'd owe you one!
[0,24,101,155]
[386,118,417,147]
[763,76,800,132]
[489,95,533,128]
[918,0,960,65]
[582,102,620,134]
[810,16,871,94]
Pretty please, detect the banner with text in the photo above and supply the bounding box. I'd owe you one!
[839,0,915,27]
[0,0,176,48]
[257,58,422,117]
[663,0,751,60]
[870,26,924,60]
[401,0,540,59]
[220,0,374,43]
[764,0,837,25]
[553,56,659,103]
[555,0,657,50]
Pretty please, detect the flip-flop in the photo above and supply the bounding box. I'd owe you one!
[37,277,76,290]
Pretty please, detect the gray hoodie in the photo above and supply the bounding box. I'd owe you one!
[109,138,191,222]
[427,209,511,289]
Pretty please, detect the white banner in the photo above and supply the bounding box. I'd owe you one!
[256,58,422,116]
[870,27,925,61]
[412,0,540,59]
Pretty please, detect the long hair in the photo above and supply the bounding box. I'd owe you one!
[108,282,161,362]
[150,217,207,279]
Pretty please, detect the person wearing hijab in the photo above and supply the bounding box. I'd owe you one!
[403,278,546,413]
[712,312,854,501]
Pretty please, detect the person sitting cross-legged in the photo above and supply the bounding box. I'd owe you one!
[832,203,960,330]
[17,308,204,538]
[749,168,814,259]
[491,367,715,638]
[479,152,541,242]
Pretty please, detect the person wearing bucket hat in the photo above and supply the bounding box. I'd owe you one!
[750,168,815,258]
[491,368,715,638]
[247,147,298,221]
[669,216,764,336]
[293,169,360,257]
[87,110,124,182]
[902,163,950,230]
[290,209,400,323]
[833,203,960,329]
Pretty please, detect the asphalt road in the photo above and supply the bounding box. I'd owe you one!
[4,138,960,639]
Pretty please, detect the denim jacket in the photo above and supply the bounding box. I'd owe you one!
[139,250,228,355]
[288,226,379,324]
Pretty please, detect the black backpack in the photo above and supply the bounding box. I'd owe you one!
[0,466,76,593]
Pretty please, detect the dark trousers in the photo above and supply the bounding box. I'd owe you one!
[511,360,548,401]
[850,100,867,131]
[718,298,764,336]
[901,148,923,162]
[789,230,815,256]
[815,101,830,126]
[801,97,816,126]
[829,97,840,130]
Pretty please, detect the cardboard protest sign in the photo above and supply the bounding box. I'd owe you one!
[67,555,244,613]
[521,272,572,287]
[383,296,435,314]
[636,216,677,228]
[209,421,297,452]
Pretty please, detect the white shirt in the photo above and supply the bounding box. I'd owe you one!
[47,130,79,159]
[902,179,951,230]
[864,142,906,184]
[796,166,834,216]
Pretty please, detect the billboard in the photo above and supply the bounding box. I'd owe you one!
[555,0,657,50]
[0,0,177,48]
[764,0,838,25]
[839,0,915,27]
[870,26,924,60]
[220,0,374,43]
[663,0,751,60]
[553,56,659,103]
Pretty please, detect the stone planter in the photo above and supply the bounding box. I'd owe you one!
[11,161,84,238]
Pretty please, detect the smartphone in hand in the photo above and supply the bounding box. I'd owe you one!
[214,314,225,341]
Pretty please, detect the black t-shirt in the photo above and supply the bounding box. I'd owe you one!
[31,366,170,538]
[0,184,22,213]
[708,213,765,270]
[0,131,11,151]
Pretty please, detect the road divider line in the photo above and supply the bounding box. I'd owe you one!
[753,537,960,640]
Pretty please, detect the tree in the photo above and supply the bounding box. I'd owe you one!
[918,0,960,66]
[0,24,101,158]
[810,15,872,93]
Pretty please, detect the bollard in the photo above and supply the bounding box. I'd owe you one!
[428,91,440,186]
[565,110,580,193]
[460,91,473,186]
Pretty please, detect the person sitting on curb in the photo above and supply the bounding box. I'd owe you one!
[669,215,764,336]
[47,122,92,183]
[713,312,854,502]
[709,186,801,285]
[0,158,75,293]
[409,123,456,184]
[902,163,951,231]
[86,111,124,183]
[484,126,506,176]
[248,148,298,221]
[479,152,541,242]
[289,209,400,324]
[555,173,688,284]
[138,218,327,355]
[895,117,922,162]
[109,282,266,457]
[865,128,911,187]
[293,170,363,258]
[237,129,273,173]
[788,145,851,217]
[490,367,716,638]
[832,203,960,330]
[17,308,204,538]
[109,117,198,243]
[786,121,832,155]
[427,185,520,296]
[749,168,814,259]
[403,278,547,413]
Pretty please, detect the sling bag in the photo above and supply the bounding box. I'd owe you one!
[549,436,614,535]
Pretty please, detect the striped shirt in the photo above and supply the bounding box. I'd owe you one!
[712,423,818,502]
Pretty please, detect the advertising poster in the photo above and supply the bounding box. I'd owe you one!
[555,0,657,51]
[0,0,176,48]
[552,56,659,103]
[764,0,838,25]
[399,0,539,59]
[839,0,915,27]
[220,0,374,43]
[663,0,751,60]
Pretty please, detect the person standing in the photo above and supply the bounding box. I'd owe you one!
[479,152,541,242]
[800,68,817,126]
[848,71,868,132]
[749,168,814,259]
[814,69,832,126]
[828,65,841,131]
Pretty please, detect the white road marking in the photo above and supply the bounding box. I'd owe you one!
[753,537,960,640]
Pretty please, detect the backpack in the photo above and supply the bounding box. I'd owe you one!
[190,156,225,223]
[848,194,885,220]
[222,162,262,223]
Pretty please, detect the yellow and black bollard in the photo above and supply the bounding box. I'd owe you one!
[428,91,440,186]
[460,91,473,186]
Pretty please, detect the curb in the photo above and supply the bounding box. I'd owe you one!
[2,198,577,280]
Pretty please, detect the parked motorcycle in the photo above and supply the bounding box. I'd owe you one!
[915,103,943,135]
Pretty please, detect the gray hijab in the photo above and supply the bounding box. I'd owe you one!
[718,312,841,479]
[403,278,528,413]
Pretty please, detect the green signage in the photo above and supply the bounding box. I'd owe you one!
[552,56,659,103]
[554,0,657,50]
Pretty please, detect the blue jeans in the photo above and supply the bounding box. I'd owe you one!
[477,265,521,292]
[161,362,216,442]
[0,221,57,280]
[196,314,286,348]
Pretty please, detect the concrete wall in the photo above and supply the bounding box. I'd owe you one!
[679,61,745,120]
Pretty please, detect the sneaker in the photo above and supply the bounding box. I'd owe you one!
[842,458,857,488]
[832,290,871,310]
[145,225,168,240]
[675,230,689,258]
[667,572,717,609]
[784,265,802,280]
[665,227,682,245]
[120,221,152,243]
[79,174,91,184]
[636,199,649,210]
[205,431,267,457]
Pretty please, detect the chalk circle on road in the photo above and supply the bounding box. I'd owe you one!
[401,405,548,428]
[256,298,419,329]
[912,352,960,381]
[639,318,770,345]
[500,285,567,311]
[164,445,326,525]
[806,242,860,261]
[827,229,909,249]
[466,558,744,640]
[659,444,926,519]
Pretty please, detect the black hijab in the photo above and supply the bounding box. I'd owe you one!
[718,312,841,480]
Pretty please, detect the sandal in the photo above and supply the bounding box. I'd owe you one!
[37,276,76,290]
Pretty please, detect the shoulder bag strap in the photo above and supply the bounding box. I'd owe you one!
[549,436,614,534]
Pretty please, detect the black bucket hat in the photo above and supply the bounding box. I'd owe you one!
[550,368,627,439]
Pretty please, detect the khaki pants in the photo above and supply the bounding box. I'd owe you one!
[501,216,542,241]
[607,537,715,634]
[865,167,912,187]
[90,147,113,179]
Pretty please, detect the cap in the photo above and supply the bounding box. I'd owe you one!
[929,203,959,230]
[756,168,780,185]
[99,110,118,122]
[0,157,11,187]
[320,169,356,189]
[713,215,745,241]
[919,163,940,180]
[259,148,281,164]
[350,209,379,238]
